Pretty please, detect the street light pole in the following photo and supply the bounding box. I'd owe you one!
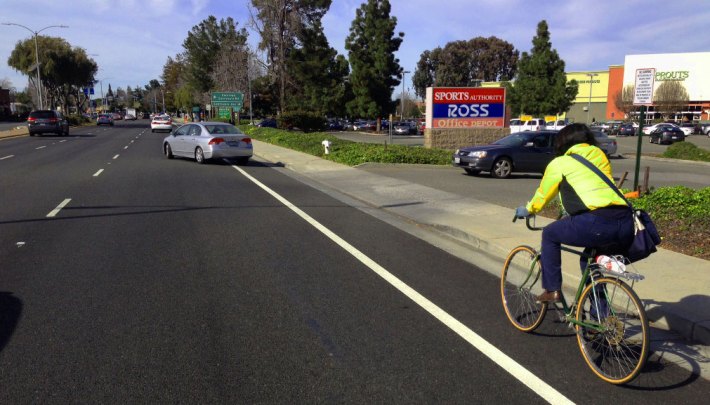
[2,23,68,110]
[586,73,598,124]
[401,70,410,121]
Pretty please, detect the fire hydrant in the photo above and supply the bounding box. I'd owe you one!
[322,139,331,155]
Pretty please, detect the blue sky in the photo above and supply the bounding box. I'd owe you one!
[2,0,709,96]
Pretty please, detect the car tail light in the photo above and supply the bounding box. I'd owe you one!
[242,137,251,144]
[209,137,225,145]
[48,118,58,123]
[27,117,36,123]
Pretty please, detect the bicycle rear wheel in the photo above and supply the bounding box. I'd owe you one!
[575,277,649,384]
[501,245,547,332]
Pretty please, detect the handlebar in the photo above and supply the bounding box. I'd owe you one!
[512,214,545,231]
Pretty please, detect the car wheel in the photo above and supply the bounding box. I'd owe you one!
[464,168,480,176]
[64,127,69,136]
[195,147,206,164]
[164,143,174,159]
[29,132,35,137]
[491,157,512,179]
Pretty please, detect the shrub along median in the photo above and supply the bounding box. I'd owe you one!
[242,125,709,260]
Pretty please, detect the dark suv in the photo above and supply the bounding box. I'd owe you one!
[27,110,69,136]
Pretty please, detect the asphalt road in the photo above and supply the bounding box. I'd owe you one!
[1,121,709,402]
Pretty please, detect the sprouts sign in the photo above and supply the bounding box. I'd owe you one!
[425,87,506,129]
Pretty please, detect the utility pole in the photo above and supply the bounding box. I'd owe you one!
[401,70,410,121]
[586,73,599,124]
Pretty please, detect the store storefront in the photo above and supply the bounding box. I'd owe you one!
[608,52,710,123]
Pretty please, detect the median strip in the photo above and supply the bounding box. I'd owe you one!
[47,198,72,217]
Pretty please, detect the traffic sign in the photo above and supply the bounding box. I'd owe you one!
[218,109,231,119]
[633,68,655,106]
[211,92,243,110]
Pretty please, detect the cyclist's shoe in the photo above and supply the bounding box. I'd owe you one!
[536,290,561,303]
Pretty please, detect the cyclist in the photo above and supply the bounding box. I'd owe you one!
[514,123,635,303]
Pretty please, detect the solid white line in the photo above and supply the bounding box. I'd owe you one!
[113,154,119,160]
[0,155,14,160]
[47,198,71,217]
[93,169,104,177]
[35,145,46,150]
[229,163,573,404]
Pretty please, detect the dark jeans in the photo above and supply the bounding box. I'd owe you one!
[540,210,634,291]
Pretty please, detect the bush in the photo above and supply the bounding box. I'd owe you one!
[67,114,91,126]
[662,142,710,162]
[279,111,326,133]
[633,186,710,222]
[240,126,451,165]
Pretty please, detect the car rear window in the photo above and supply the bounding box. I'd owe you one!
[30,111,55,118]
[206,125,241,135]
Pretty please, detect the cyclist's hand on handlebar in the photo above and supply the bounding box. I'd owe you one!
[513,206,529,222]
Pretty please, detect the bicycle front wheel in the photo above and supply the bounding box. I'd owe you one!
[575,277,649,384]
[501,245,547,332]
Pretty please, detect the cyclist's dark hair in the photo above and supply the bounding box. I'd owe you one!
[554,123,598,155]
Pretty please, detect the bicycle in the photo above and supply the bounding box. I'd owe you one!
[501,215,649,385]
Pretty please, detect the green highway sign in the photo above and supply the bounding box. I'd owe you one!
[211,92,244,109]
[218,109,231,119]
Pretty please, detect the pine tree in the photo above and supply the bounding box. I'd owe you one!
[345,0,403,119]
[288,19,350,116]
[507,21,577,117]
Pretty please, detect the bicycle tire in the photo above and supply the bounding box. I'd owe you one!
[501,245,547,332]
[575,277,649,384]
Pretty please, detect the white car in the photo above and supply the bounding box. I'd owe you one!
[151,115,173,132]
[642,122,689,136]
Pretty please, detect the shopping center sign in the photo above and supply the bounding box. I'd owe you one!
[426,87,506,129]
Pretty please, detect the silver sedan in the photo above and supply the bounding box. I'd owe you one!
[163,122,253,164]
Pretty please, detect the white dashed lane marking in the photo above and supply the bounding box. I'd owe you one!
[47,198,71,218]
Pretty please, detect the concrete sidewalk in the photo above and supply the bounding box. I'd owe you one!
[250,139,710,347]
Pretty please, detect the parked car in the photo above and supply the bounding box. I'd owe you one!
[453,130,558,178]
[643,122,680,135]
[112,113,123,120]
[649,125,685,144]
[393,122,416,135]
[617,123,636,136]
[702,123,710,136]
[677,122,695,136]
[545,119,567,130]
[509,118,546,133]
[592,130,618,156]
[327,120,344,131]
[256,118,277,128]
[151,114,173,132]
[163,122,252,165]
[97,114,114,126]
[124,114,137,121]
[27,109,69,136]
